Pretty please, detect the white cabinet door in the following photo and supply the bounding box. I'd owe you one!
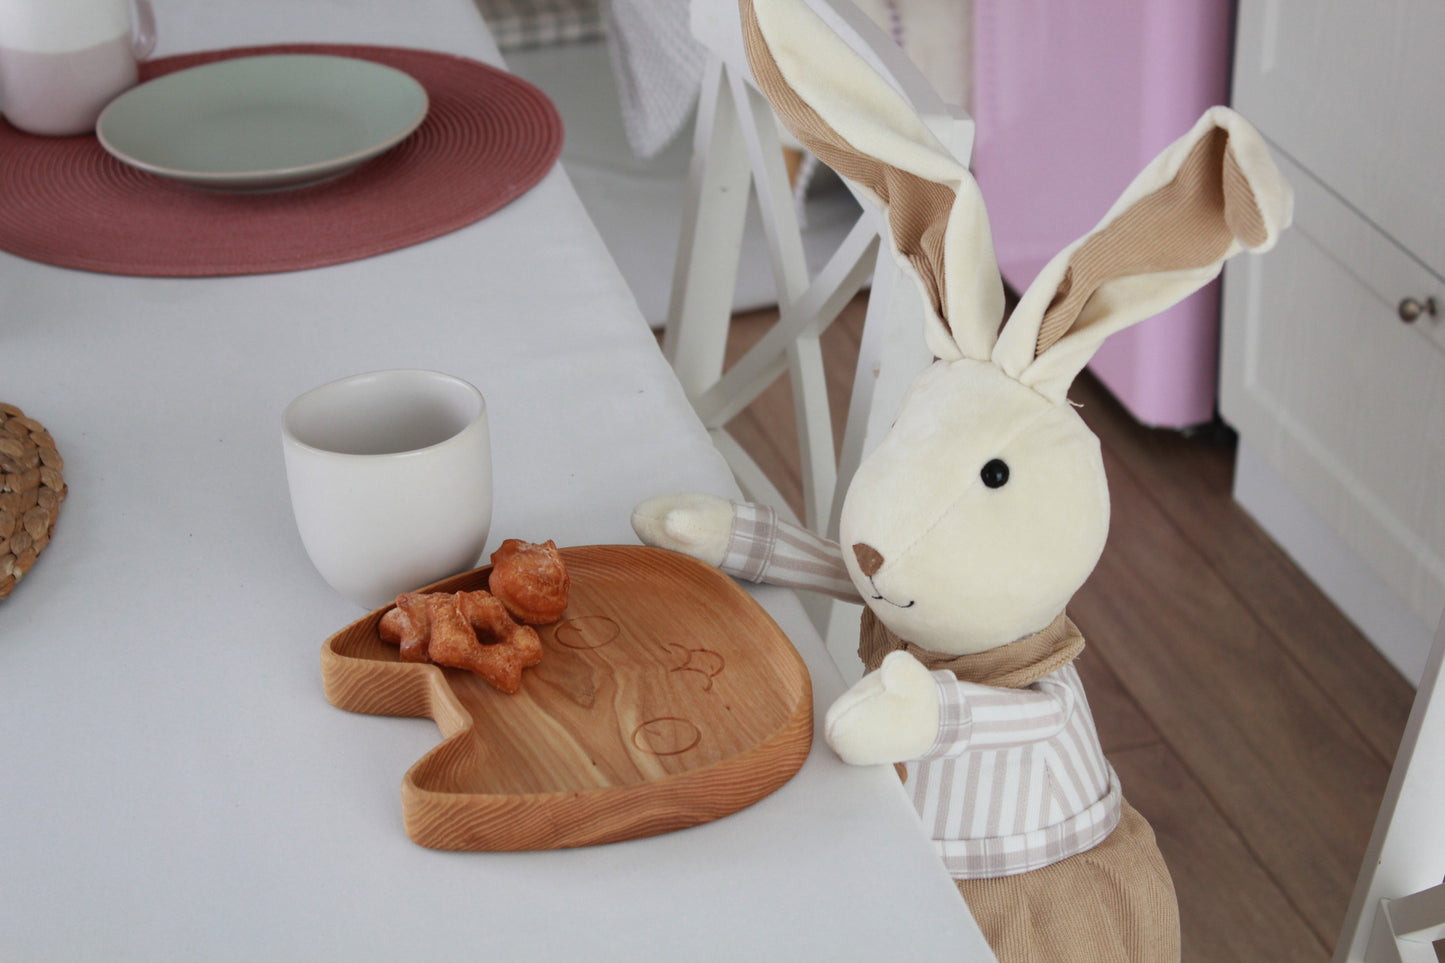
[1232,0,1445,275]
[1221,149,1445,672]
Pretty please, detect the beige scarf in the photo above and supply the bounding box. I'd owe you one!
[858,609,1084,689]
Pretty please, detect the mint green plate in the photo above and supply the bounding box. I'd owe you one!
[97,54,429,191]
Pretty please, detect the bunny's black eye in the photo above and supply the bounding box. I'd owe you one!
[980,458,1010,489]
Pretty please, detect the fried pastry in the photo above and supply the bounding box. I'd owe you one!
[380,601,432,664]
[378,589,544,693]
[427,591,543,694]
[488,539,569,624]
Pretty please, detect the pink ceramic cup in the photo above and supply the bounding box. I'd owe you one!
[0,0,156,136]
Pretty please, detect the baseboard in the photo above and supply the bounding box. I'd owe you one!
[1233,440,1435,686]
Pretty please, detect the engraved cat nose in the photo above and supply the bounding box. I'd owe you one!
[852,542,884,577]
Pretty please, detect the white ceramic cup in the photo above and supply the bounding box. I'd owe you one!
[0,0,157,136]
[282,370,492,610]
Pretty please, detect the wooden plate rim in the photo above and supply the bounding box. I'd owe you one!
[320,544,814,850]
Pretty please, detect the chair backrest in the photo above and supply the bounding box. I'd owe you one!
[689,0,973,160]
[1334,610,1445,962]
[666,0,973,672]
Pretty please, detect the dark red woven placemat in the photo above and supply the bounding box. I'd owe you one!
[0,44,563,276]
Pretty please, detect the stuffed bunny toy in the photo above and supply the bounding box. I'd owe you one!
[634,0,1292,958]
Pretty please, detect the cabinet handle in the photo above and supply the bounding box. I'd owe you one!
[1398,297,1437,323]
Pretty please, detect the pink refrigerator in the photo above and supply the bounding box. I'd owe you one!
[970,0,1235,428]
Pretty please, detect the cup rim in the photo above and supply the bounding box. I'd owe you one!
[282,368,486,458]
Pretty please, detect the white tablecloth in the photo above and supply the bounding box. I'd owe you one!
[0,1,990,959]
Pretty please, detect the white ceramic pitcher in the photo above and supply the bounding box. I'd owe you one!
[0,0,156,136]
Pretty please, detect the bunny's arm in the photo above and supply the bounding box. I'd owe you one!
[825,651,1078,765]
[717,501,860,600]
[921,673,1076,759]
[632,493,860,601]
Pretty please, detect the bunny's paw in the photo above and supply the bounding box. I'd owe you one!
[630,493,734,567]
[824,652,940,765]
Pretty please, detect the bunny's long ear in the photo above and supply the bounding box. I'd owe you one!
[740,0,1004,362]
[992,107,1293,403]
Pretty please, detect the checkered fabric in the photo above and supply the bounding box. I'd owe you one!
[475,0,604,51]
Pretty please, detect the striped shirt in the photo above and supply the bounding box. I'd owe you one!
[719,502,858,600]
[914,663,1120,878]
[715,500,1122,878]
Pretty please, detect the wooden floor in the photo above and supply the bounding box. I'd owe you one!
[718,294,1421,961]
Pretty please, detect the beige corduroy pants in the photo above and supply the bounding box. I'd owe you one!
[956,800,1180,962]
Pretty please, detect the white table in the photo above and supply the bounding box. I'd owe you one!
[0,1,991,959]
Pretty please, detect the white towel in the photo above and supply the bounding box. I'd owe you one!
[602,0,708,158]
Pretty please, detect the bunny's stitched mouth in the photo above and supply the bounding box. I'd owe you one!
[866,577,914,609]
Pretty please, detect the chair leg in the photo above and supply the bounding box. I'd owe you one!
[788,334,837,534]
[1367,881,1445,963]
[1336,612,1445,962]
[664,57,752,399]
[729,72,810,302]
[831,232,935,539]
[815,595,866,684]
[708,427,799,526]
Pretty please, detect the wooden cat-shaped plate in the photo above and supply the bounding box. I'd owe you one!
[321,545,813,851]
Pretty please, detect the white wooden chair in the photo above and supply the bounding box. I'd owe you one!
[1334,610,1445,962]
[664,0,971,675]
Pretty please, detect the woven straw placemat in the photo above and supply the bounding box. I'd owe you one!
[0,43,563,276]
[0,404,65,598]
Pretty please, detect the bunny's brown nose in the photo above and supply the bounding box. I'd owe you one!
[852,542,884,577]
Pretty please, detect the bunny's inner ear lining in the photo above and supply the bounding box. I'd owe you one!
[1032,127,1267,358]
[739,0,959,343]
